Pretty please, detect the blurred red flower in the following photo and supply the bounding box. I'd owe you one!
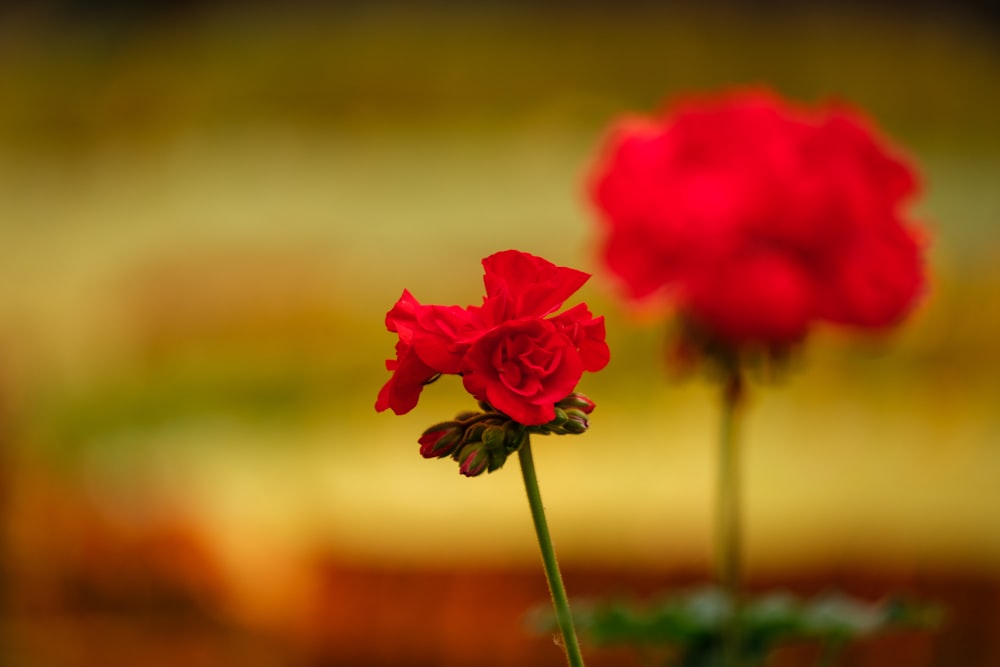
[589,89,927,348]
[376,250,609,425]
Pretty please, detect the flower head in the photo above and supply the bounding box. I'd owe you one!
[588,89,927,357]
[376,250,609,426]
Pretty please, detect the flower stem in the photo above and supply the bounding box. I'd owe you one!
[816,640,845,667]
[717,369,745,666]
[518,438,585,667]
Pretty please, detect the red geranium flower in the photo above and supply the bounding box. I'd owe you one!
[588,89,927,350]
[376,250,609,425]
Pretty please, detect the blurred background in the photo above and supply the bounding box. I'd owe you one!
[1,1,999,665]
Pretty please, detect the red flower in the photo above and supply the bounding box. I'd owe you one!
[374,339,437,416]
[374,290,480,415]
[481,250,591,321]
[376,250,609,425]
[588,89,927,349]
[462,318,585,426]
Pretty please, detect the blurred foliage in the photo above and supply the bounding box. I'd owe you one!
[534,586,942,667]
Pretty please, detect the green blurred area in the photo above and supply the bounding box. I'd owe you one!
[1,2,999,595]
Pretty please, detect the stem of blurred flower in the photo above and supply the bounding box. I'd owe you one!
[717,368,745,667]
[816,639,845,667]
[518,438,585,667]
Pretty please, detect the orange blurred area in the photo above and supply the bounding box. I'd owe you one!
[4,466,1000,666]
[1,1,1000,665]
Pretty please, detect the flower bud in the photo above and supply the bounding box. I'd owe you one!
[562,409,589,434]
[465,422,488,443]
[486,446,509,474]
[481,425,506,450]
[503,423,527,451]
[557,393,596,415]
[418,422,463,458]
[457,443,490,477]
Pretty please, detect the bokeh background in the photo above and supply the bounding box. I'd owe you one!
[1,1,999,665]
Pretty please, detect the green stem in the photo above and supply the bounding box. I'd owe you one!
[815,640,843,667]
[717,369,744,667]
[518,438,585,667]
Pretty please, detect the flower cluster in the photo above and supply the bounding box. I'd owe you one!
[419,394,596,477]
[376,250,609,429]
[588,89,927,356]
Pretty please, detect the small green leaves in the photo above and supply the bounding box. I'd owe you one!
[531,586,941,666]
